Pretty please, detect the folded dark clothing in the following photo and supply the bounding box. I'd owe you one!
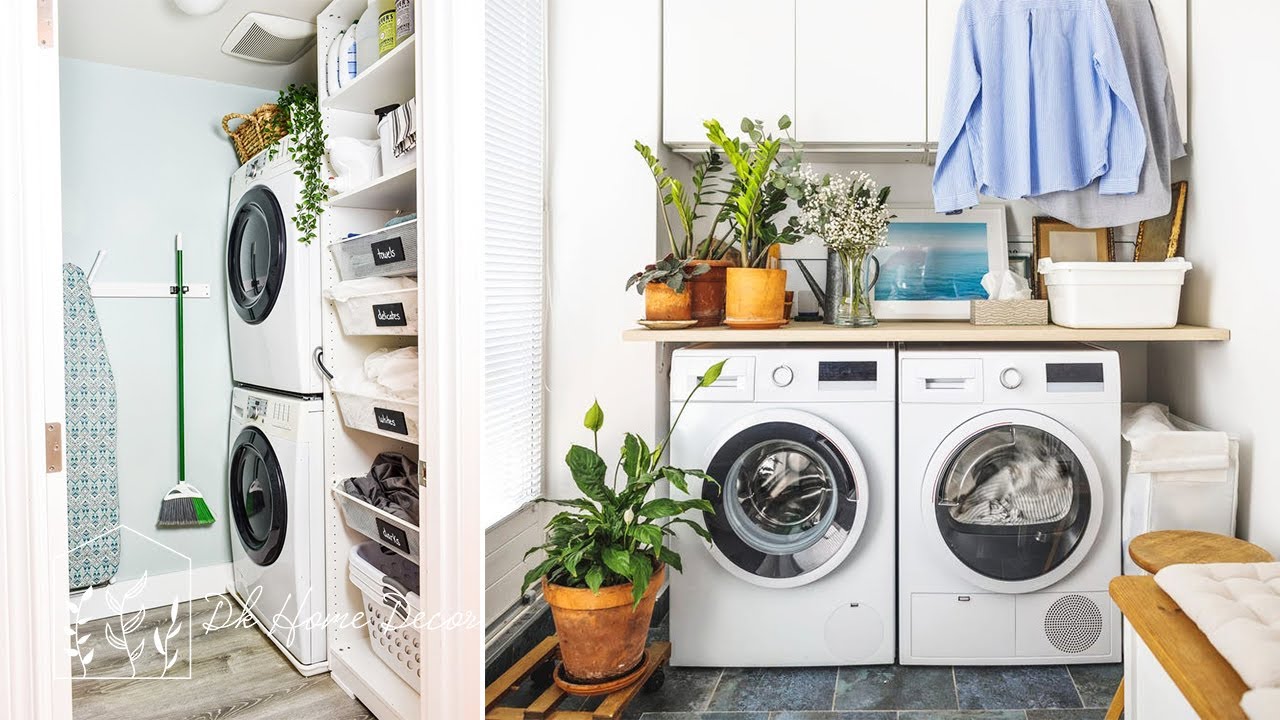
[344,452,419,525]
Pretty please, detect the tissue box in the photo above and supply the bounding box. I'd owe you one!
[969,300,1049,326]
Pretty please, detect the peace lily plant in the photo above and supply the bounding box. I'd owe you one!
[522,360,725,683]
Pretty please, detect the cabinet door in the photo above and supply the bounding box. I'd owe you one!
[926,0,965,143]
[663,0,796,146]
[796,0,926,144]
[1149,0,1189,144]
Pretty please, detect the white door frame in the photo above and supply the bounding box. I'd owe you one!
[418,0,485,716]
[0,1,72,719]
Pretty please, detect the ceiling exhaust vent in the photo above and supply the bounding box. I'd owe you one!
[221,13,316,65]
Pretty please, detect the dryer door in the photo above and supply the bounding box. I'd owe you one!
[699,409,870,589]
[229,426,288,566]
[227,186,287,325]
[922,409,1103,594]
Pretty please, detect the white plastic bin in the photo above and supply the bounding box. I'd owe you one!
[328,280,418,336]
[1038,258,1192,328]
[330,220,418,280]
[349,542,422,689]
[333,479,420,561]
[1121,408,1239,575]
[332,389,418,442]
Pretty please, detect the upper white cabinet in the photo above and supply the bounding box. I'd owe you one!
[796,0,926,145]
[926,0,965,143]
[663,0,796,146]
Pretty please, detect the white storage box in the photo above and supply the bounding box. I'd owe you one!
[328,279,418,336]
[349,542,422,689]
[333,479,420,561]
[1121,408,1239,575]
[1038,258,1192,328]
[332,389,418,442]
[330,220,418,280]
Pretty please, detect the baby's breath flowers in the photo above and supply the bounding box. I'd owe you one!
[794,168,892,253]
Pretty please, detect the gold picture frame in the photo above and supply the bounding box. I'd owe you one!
[1031,217,1115,299]
[1134,181,1189,261]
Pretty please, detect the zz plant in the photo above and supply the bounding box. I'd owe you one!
[523,360,727,607]
[267,83,328,244]
[634,142,732,261]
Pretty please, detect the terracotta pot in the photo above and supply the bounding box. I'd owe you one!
[724,267,788,328]
[543,564,666,683]
[644,282,692,321]
[685,259,734,327]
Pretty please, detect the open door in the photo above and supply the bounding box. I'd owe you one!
[0,1,72,719]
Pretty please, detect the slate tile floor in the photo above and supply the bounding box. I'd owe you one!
[492,620,1123,720]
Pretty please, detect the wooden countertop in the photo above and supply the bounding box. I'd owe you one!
[1110,575,1250,720]
[622,321,1231,343]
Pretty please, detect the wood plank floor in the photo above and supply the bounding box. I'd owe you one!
[72,595,374,720]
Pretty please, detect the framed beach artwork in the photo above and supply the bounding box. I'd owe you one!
[872,206,1009,320]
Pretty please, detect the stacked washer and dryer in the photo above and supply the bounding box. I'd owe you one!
[667,343,1122,667]
[224,145,329,674]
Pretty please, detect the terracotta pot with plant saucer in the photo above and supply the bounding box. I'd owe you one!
[724,266,789,329]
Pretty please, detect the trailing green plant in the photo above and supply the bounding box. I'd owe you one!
[625,254,709,295]
[704,116,806,269]
[634,142,733,261]
[522,360,727,607]
[266,84,328,244]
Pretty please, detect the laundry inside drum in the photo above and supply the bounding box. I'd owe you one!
[940,425,1082,527]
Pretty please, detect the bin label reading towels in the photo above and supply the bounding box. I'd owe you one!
[370,237,405,266]
[375,517,410,553]
[374,407,409,435]
[373,302,408,327]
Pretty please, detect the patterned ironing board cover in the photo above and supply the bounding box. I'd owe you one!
[64,264,120,589]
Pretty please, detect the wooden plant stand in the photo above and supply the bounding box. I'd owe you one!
[485,636,671,720]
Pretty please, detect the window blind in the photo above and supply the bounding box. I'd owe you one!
[483,0,546,528]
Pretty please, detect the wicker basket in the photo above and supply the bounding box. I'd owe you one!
[222,103,286,165]
[969,299,1049,326]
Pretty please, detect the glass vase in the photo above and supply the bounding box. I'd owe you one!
[834,246,880,327]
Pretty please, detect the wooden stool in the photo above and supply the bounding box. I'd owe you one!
[1106,530,1275,720]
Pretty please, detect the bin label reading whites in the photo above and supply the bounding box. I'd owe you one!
[370,237,405,266]
[376,518,410,552]
[374,407,409,435]
[373,302,408,327]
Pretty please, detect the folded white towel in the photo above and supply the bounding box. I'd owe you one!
[1243,688,1280,720]
[1154,562,1280,691]
[1122,403,1230,474]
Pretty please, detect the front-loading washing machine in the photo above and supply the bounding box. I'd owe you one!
[898,344,1122,665]
[226,143,323,395]
[668,345,896,666]
[227,385,327,673]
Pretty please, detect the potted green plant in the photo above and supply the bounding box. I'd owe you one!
[266,83,328,245]
[634,142,735,326]
[522,360,724,687]
[704,116,804,329]
[625,254,709,323]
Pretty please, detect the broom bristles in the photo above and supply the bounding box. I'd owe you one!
[157,493,216,528]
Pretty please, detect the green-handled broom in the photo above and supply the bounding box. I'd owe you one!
[157,232,215,528]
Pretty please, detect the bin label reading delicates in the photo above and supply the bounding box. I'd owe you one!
[376,517,410,553]
[373,302,408,327]
[374,407,409,435]
[370,237,406,266]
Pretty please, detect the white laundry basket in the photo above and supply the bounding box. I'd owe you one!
[330,220,418,280]
[330,286,418,336]
[1121,410,1240,575]
[333,479,420,561]
[350,542,422,689]
[1039,258,1192,328]
[332,389,418,441]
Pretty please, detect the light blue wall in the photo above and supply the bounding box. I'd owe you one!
[60,59,276,579]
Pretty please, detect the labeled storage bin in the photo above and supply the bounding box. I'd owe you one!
[349,542,422,689]
[330,220,419,280]
[329,282,418,336]
[1038,258,1192,328]
[334,479,420,561]
[333,389,418,442]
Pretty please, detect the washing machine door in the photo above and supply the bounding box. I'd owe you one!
[699,409,870,589]
[227,186,287,325]
[229,426,288,566]
[922,409,1103,594]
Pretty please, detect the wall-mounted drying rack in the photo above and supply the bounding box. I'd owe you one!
[86,248,212,299]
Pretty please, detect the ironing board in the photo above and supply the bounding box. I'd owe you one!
[64,264,120,590]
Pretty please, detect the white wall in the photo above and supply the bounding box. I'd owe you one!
[545,0,666,499]
[60,59,276,579]
[1148,1,1280,554]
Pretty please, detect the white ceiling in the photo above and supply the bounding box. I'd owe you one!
[59,0,327,89]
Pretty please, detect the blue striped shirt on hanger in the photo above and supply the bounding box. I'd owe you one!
[933,0,1147,214]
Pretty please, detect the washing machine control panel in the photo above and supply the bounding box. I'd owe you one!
[771,365,794,387]
[245,396,268,420]
[999,367,1023,389]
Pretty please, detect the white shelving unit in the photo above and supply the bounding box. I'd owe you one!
[317,0,423,717]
